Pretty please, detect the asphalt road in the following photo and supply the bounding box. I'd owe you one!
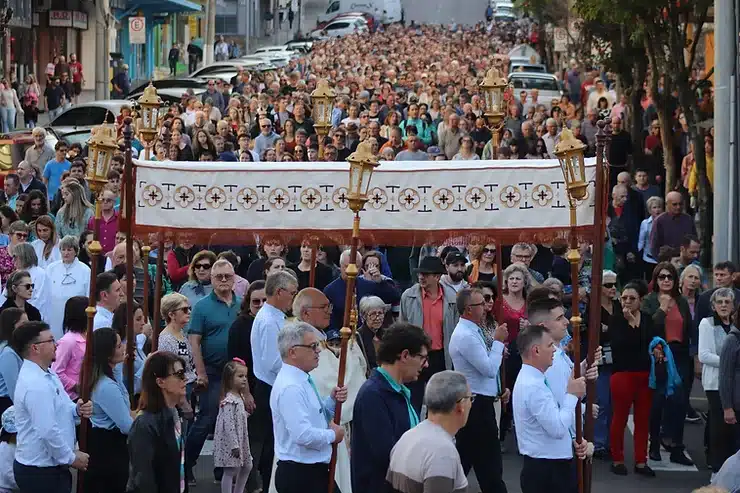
[401,0,488,27]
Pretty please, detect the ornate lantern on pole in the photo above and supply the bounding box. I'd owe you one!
[553,126,588,493]
[137,83,162,159]
[327,141,379,493]
[86,124,118,195]
[310,79,336,159]
[479,67,508,159]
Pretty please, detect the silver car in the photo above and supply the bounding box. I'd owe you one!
[507,72,562,111]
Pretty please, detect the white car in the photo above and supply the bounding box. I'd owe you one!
[508,72,563,110]
[253,45,294,55]
[310,17,368,39]
[190,59,274,78]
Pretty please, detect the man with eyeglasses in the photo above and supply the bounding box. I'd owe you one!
[449,287,508,493]
[650,191,697,257]
[13,321,93,493]
[270,321,348,493]
[86,189,119,254]
[386,371,471,493]
[250,270,299,487]
[201,79,225,114]
[186,259,242,485]
[253,118,281,158]
[352,322,430,493]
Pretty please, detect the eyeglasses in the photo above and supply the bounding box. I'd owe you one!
[657,274,674,281]
[457,394,476,403]
[603,282,616,289]
[482,248,496,254]
[621,295,638,301]
[512,254,531,261]
[194,263,212,270]
[261,124,271,129]
[167,369,187,380]
[281,288,298,297]
[309,303,333,312]
[468,302,484,308]
[412,352,429,363]
[483,294,493,302]
[366,311,385,319]
[175,306,192,313]
[213,273,234,281]
[13,233,28,239]
[251,297,267,306]
[292,342,321,351]
[33,338,55,346]
[714,299,733,306]
[19,283,34,290]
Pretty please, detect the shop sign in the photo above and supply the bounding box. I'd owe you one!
[129,16,146,44]
[48,10,73,27]
[73,11,88,30]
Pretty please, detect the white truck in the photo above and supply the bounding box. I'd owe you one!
[317,0,402,26]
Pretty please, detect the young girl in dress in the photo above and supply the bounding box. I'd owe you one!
[214,358,252,493]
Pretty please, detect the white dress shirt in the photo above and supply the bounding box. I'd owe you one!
[544,346,574,407]
[45,259,91,339]
[14,360,79,467]
[270,363,337,464]
[93,305,114,330]
[513,363,576,460]
[251,302,286,386]
[448,318,504,397]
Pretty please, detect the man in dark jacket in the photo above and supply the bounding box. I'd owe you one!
[351,322,430,493]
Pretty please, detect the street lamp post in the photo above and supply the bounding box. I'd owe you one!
[310,79,335,160]
[77,123,118,493]
[327,141,379,493]
[479,67,508,159]
[554,127,588,493]
[137,83,162,160]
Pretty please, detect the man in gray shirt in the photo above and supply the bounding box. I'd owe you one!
[253,118,280,158]
[395,135,428,161]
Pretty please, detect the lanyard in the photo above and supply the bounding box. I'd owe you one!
[307,374,331,423]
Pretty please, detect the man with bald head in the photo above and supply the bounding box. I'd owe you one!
[650,191,697,256]
[608,117,633,190]
[323,249,401,332]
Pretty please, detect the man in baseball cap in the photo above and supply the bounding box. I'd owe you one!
[441,250,469,293]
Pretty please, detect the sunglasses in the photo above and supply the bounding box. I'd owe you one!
[603,282,616,288]
[621,295,638,301]
[175,306,191,314]
[657,274,674,281]
[194,263,212,270]
[251,297,267,306]
[14,233,28,239]
[483,294,493,302]
[167,369,187,380]
[19,283,34,290]
[482,248,496,254]
[214,273,234,281]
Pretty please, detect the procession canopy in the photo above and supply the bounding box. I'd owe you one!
[133,158,598,247]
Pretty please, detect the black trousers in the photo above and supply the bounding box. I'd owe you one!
[253,379,275,487]
[520,456,576,493]
[500,350,522,442]
[275,460,340,493]
[14,461,72,493]
[706,390,736,470]
[408,349,445,415]
[84,426,129,493]
[456,395,507,493]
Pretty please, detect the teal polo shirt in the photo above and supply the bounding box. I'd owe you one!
[189,290,241,374]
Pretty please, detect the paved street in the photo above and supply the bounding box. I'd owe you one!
[401,0,488,27]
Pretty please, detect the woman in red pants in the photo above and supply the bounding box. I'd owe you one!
[609,281,663,477]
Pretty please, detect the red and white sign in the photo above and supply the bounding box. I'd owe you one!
[73,11,88,30]
[129,16,146,44]
[48,10,73,27]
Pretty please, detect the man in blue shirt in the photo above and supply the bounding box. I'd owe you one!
[43,141,71,201]
[13,321,92,493]
[185,258,241,484]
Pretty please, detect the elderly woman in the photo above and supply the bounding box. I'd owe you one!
[642,262,694,465]
[0,221,29,282]
[594,270,619,458]
[357,295,390,370]
[11,243,50,320]
[699,287,737,473]
[45,235,90,339]
[178,250,217,313]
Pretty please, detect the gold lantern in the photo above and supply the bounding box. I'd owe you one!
[554,128,588,201]
[311,79,336,159]
[346,141,379,213]
[137,83,162,149]
[86,124,119,193]
[479,67,508,129]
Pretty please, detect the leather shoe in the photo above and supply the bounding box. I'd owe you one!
[635,464,656,477]
[649,444,661,462]
[670,450,694,466]
[611,463,628,476]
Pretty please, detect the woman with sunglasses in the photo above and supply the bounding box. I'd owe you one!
[609,281,658,476]
[466,242,496,283]
[698,287,737,473]
[1,271,39,322]
[178,250,217,318]
[127,351,188,493]
[642,262,694,465]
[82,327,132,493]
[593,270,619,458]
[0,221,29,282]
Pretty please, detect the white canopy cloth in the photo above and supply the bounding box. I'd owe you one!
[133,158,597,245]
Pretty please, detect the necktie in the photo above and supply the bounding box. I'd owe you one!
[308,375,331,423]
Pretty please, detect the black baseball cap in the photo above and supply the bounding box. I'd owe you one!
[445,251,467,266]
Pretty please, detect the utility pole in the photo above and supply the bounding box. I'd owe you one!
[204,0,216,65]
[95,0,110,99]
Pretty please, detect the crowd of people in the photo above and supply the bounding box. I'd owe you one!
[0,12,734,493]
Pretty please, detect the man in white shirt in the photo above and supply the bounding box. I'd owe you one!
[251,271,298,487]
[92,271,121,330]
[386,371,470,493]
[449,288,508,493]
[513,324,591,493]
[12,321,92,493]
[271,321,347,493]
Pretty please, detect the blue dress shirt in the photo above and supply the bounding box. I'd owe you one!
[251,302,287,386]
[448,318,504,397]
[270,363,337,464]
[90,374,133,433]
[14,360,79,467]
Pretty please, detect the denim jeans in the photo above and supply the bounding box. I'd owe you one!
[48,107,62,121]
[0,106,16,133]
[594,365,612,451]
[185,371,221,475]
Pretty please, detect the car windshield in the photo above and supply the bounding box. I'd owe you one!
[510,77,559,91]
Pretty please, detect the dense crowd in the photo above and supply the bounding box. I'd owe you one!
[0,13,734,493]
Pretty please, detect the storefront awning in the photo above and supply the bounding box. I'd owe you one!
[125,0,201,14]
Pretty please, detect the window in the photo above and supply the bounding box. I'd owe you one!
[50,107,91,126]
[216,15,239,34]
[509,77,559,92]
[326,21,350,30]
[88,107,116,124]
[327,1,339,13]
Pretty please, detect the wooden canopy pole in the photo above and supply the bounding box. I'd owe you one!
[151,231,165,352]
[142,245,151,320]
[495,239,506,396]
[122,118,136,407]
[584,119,612,493]
[308,237,318,288]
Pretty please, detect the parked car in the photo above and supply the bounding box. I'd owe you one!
[310,16,369,39]
[508,72,562,110]
[190,59,274,78]
[0,127,86,170]
[318,11,376,31]
[510,63,547,74]
[284,40,313,53]
[49,100,128,135]
[128,86,207,105]
[130,78,210,96]
[241,53,294,69]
